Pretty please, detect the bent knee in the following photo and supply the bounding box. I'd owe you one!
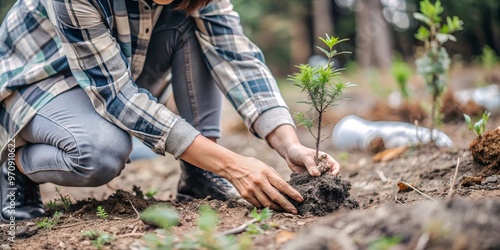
[69,129,132,187]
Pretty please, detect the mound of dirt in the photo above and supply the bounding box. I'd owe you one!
[441,91,485,123]
[284,198,500,250]
[287,156,359,216]
[470,128,500,173]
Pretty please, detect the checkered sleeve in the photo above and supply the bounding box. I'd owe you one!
[42,0,199,157]
[192,0,294,139]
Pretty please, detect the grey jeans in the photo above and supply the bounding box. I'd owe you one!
[18,7,221,187]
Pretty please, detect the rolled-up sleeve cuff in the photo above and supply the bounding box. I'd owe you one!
[165,119,200,159]
[252,107,295,141]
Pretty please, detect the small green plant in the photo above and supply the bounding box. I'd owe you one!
[289,34,355,164]
[96,205,108,220]
[414,0,463,141]
[367,235,403,250]
[391,58,413,100]
[47,187,73,212]
[36,212,62,230]
[145,189,158,199]
[82,230,115,250]
[141,205,251,250]
[480,45,498,70]
[464,111,491,137]
[246,207,274,235]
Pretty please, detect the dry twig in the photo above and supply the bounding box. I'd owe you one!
[375,169,389,183]
[55,221,86,229]
[116,232,145,238]
[128,199,140,219]
[448,158,460,199]
[216,218,257,236]
[400,181,435,201]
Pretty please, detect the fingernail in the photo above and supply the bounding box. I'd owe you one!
[291,209,298,214]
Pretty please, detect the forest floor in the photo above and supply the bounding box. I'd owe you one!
[1,66,500,250]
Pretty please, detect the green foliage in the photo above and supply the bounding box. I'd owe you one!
[391,59,413,100]
[338,151,350,161]
[288,34,355,163]
[464,111,490,137]
[82,230,115,250]
[46,187,73,212]
[414,0,463,139]
[480,45,498,70]
[37,212,62,230]
[141,205,233,249]
[367,236,402,250]
[96,206,108,220]
[246,208,274,235]
[140,205,180,230]
[145,189,158,199]
[249,207,272,223]
[140,205,268,249]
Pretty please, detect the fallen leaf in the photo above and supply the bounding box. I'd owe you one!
[372,146,408,162]
[397,182,414,192]
[275,230,296,245]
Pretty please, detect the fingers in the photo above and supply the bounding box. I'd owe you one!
[253,169,302,214]
[321,152,341,176]
[253,189,283,212]
[303,155,320,176]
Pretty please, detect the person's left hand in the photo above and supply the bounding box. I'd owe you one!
[283,143,340,176]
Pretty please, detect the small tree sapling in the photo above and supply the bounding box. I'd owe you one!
[414,0,463,141]
[288,34,355,165]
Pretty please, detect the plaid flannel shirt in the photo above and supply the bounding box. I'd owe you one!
[0,0,294,162]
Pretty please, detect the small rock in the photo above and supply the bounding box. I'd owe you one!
[484,176,499,184]
[0,244,12,250]
[58,242,66,249]
[81,240,91,246]
[357,158,368,167]
[15,226,38,238]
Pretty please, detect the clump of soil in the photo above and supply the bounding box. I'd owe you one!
[470,128,500,173]
[364,100,427,124]
[441,91,485,123]
[398,101,427,123]
[286,155,359,216]
[283,199,500,250]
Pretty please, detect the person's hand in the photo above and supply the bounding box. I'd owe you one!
[266,125,340,176]
[180,135,303,214]
[283,143,340,176]
[222,155,303,214]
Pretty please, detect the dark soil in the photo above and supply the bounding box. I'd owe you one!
[283,198,500,250]
[287,156,359,216]
[470,128,500,172]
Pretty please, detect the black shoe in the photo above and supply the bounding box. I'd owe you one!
[1,162,45,222]
[176,161,240,202]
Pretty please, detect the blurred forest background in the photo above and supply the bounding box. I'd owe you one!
[1,0,499,78]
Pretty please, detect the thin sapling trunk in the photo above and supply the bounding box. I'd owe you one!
[289,34,355,165]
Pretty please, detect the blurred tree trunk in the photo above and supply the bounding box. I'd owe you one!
[290,2,311,70]
[312,0,334,49]
[355,0,392,70]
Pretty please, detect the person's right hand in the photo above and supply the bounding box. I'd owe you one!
[180,135,303,214]
[222,155,303,214]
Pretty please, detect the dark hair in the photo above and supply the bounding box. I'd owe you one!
[171,0,213,13]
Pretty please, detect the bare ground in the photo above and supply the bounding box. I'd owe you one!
[2,67,500,249]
